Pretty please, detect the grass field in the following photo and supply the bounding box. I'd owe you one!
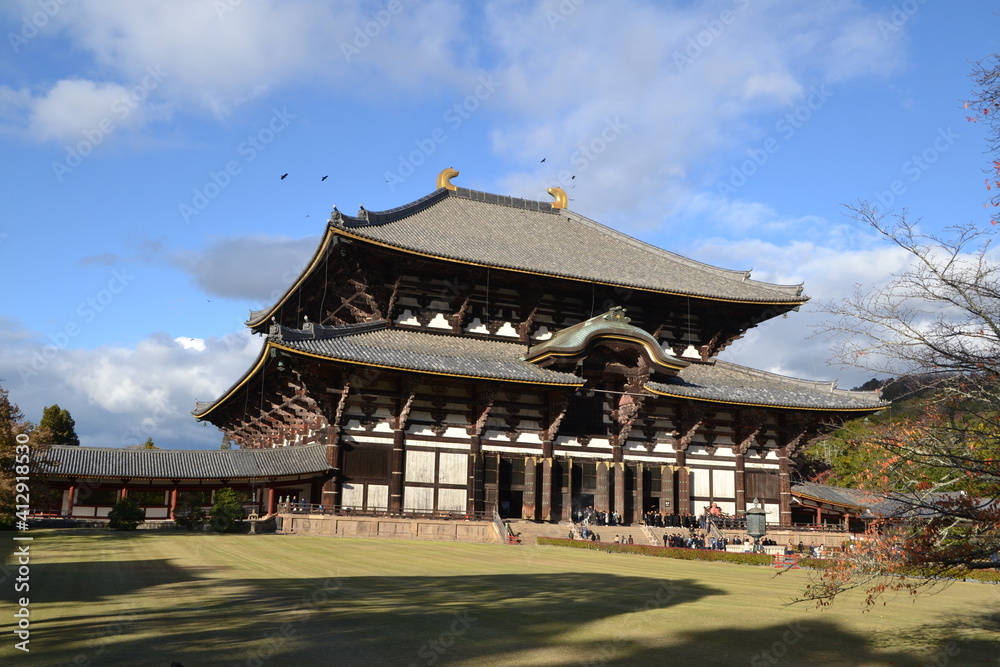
[2,530,999,666]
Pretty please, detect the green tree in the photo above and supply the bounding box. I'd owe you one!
[38,404,80,446]
[210,487,245,533]
[108,496,145,530]
[141,437,157,449]
[0,387,32,529]
[174,494,208,531]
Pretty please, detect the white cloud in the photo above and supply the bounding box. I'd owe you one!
[694,232,914,388]
[1,326,262,450]
[481,0,904,226]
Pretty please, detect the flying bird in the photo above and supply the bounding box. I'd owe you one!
[321,175,329,181]
[540,158,546,163]
[280,173,288,180]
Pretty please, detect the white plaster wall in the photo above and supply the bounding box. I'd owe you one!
[404,486,434,512]
[405,451,436,483]
[437,488,467,512]
[692,468,711,497]
[438,452,468,485]
[367,485,388,511]
[342,482,363,508]
[712,469,735,498]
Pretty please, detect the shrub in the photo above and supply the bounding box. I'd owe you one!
[210,488,245,533]
[174,496,207,531]
[108,497,145,531]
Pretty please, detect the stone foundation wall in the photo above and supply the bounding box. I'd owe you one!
[278,513,501,543]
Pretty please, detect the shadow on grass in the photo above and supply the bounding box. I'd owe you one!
[31,571,719,666]
[25,569,1000,666]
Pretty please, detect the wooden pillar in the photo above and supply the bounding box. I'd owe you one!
[661,465,674,514]
[596,461,610,512]
[522,456,537,520]
[66,483,76,517]
[614,462,626,524]
[562,458,573,521]
[169,488,178,520]
[389,428,405,513]
[540,448,553,522]
[267,487,276,514]
[467,435,484,515]
[675,449,690,515]
[322,426,341,510]
[633,462,644,524]
[734,450,746,516]
[815,506,822,526]
[778,448,792,527]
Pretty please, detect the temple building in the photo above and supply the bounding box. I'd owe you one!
[191,169,885,526]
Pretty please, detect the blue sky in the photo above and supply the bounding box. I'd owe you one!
[1,0,997,449]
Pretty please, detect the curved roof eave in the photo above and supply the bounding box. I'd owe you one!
[245,225,340,329]
[643,383,889,413]
[192,340,273,419]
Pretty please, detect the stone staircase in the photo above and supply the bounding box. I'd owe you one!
[505,519,576,545]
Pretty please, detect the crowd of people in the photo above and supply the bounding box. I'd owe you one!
[573,506,625,526]
[570,504,831,557]
[661,532,747,550]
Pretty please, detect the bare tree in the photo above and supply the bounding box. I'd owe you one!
[807,204,1000,606]
[966,54,1000,225]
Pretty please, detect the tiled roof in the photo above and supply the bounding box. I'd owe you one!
[272,321,583,386]
[647,360,886,411]
[37,444,331,480]
[791,482,973,518]
[792,482,878,510]
[330,187,805,303]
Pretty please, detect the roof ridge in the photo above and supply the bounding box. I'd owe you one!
[269,319,388,341]
[334,186,559,229]
[335,187,452,228]
[712,359,877,396]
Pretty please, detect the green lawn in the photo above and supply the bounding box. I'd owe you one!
[2,530,998,666]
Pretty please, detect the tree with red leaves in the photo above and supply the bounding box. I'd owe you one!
[810,203,1000,607]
